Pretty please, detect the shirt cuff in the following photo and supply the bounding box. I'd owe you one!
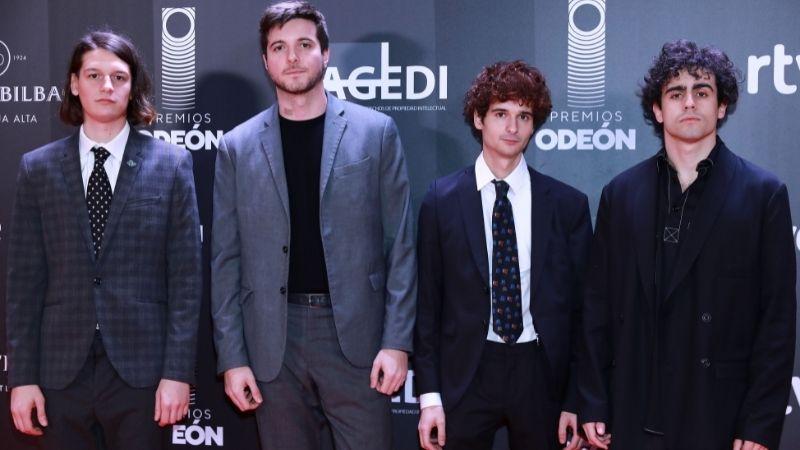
[419,392,443,409]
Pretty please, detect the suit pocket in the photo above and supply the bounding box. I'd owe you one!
[333,156,371,178]
[126,195,161,209]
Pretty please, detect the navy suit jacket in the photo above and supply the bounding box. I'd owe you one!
[414,164,592,412]
[6,130,202,389]
[579,141,796,450]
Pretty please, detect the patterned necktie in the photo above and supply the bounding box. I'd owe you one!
[87,146,113,258]
[491,180,523,344]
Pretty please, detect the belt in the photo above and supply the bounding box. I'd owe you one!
[287,293,332,308]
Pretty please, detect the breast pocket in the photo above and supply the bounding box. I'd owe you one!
[125,195,161,209]
[333,156,371,178]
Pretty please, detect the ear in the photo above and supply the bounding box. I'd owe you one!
[70,73,79,96]
[322,48,330,66]
[652,102,664,124]
[262,53,269,72]
[717,101,728,120]
[473,111,484,130]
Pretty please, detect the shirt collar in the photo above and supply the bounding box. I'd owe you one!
[475,152,530,195]
[656,136,720,179]
[79,122,131,162]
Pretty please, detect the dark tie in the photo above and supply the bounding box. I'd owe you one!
[491,180,523,344]
[87,146,113,258]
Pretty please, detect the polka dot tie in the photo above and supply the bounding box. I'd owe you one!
[491,180,523,344]
[87,146,113,258]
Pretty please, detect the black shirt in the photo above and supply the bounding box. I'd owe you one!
[280,113,329,294]
[644,139,719,434]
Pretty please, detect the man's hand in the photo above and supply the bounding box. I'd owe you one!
[370,349,408,395]
[418,405,446,450]
[558,411,584,450]
[154,379,190,427]
[223,366,262,412]
[582,421,611,449]
[733,439,768,450]
[10,385,48,436]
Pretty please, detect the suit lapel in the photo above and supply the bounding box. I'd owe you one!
[457,167,490,287]
[664,143,737,303]
[59,133,96,261]
[633,157,659,309]
[96,130,144,263]
[259,105,290,219]
[319,93,347,199]
[528,168,553,299]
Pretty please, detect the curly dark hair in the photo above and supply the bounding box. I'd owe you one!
[60,30,156,127]
[640,39,740,138]
[463,60,552,143]
[259,1,329,54]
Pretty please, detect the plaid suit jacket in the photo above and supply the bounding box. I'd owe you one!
[6,129,202,389]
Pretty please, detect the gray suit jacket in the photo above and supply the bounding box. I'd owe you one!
[211,93,416,381]
[6,130,202,389]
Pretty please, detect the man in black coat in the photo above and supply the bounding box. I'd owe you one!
[580,40,796,450]
[414,60,591,450]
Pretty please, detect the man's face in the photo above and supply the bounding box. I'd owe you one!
[263,18,328,95]
[70,48,132,126]
[474,100,536,160]
[653,69,727,145]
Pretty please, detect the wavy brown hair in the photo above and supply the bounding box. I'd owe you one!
[463,60,552,143]
[60,30,156,126]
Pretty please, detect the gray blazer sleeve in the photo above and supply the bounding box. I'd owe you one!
[378,117,417,352]
[210,137,251,373]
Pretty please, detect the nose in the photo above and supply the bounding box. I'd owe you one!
[288,48,298,63]
[100,75,114,92]
[506,117,518,134]
[683,93,695,109]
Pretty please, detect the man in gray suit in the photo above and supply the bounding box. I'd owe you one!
[211,2,416,449]
[6,31,201,449]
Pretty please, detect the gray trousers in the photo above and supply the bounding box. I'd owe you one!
[255,303,392,450]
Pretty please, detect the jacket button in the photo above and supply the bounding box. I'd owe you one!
[700,358,711,368]
[93,277,102,286]
[280,286,286,295]
[282,246,288,254]
[701,313,712,323]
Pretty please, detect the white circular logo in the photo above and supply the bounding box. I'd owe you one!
[0,40,11,77]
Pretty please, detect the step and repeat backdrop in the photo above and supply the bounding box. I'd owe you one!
[1,0,799,448]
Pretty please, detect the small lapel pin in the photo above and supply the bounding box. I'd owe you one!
[127,160,137,167]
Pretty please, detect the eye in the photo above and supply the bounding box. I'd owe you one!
[115,74,127,81]
[519,114,531,121]
[300,41,311,49]
[271,44,284,52]
[669,92,682,100]
[88,73,99,79]
[495,111,506,118]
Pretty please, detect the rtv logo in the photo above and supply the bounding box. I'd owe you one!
[747,44,800,94]
[324,42,447,101]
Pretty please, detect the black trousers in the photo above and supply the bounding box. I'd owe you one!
[40,332,162,450]
[446,341,561,450]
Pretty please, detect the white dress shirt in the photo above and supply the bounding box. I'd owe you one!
[420,153,537,409]
[78,122,130,195]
